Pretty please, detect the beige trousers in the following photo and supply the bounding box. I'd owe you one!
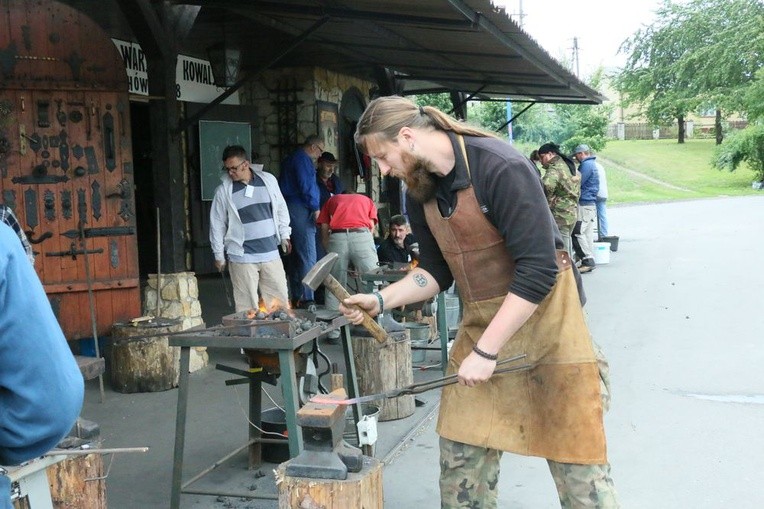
[228,259,289,312]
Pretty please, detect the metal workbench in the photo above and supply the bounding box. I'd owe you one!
[168,314,360,508]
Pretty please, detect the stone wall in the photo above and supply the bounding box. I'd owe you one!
[240,67,377,197]
[143,272,208,372]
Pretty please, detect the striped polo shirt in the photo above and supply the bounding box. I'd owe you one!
[227,174,279,263]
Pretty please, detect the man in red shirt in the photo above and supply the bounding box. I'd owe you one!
[316,193,379,340]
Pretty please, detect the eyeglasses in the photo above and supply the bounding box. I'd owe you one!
[224,160,247,172]
[314,144,325,153]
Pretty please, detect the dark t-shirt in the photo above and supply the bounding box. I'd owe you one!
[407,133,566,304]
[377,234,414,264]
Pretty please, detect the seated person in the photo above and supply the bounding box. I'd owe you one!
[377,214,419,265]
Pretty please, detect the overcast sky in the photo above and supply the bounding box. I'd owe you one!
[492,0,666,78]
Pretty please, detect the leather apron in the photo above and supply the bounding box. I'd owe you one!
[427,137,607,464]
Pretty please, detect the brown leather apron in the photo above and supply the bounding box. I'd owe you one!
[427,137,607,464]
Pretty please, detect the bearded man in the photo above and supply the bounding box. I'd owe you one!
[338,96,619,508]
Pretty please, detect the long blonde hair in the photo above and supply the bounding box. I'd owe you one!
[354,95,498,151]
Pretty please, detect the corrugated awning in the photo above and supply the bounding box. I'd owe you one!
[180,0,605,104]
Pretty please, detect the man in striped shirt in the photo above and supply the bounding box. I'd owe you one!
[210,146,292,312]
[0,204,34,266]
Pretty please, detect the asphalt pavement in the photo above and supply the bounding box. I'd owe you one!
[82,195,764,508]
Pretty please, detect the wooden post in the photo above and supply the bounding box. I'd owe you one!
[351,331,414,421]
[277,458,383,509]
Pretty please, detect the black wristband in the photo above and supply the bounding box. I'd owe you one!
[472,344,498,361]
[372,291,384,314]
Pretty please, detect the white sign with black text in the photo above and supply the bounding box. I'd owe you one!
[112,38,239,105]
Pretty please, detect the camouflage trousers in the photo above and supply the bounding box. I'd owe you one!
[439,438,619,508]
[439,341,616,508]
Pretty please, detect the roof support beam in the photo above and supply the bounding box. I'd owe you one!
[495,102,535,133]
[175,0,476,29]
[445,0,594,100]
[176,16,330,133]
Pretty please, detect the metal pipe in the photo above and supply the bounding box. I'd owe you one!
[79,221,106,403]
[156,207,162,318]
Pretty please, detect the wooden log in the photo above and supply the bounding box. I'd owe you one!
[277,457,383,509]
[46,453,107,509]
[351,331,414,421]
[110,321,182,393]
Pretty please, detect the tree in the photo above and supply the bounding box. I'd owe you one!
[713,124,764,183]
[615,0,764,144]
[411,93,454,114]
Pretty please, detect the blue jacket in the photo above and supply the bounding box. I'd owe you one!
[0,224,84,508]
[317,173,345,208]
[578,156,600,205]
[279,149,320,212]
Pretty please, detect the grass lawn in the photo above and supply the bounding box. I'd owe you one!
[599,139,760,205]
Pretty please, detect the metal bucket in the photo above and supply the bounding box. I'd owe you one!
[405,323,430,363]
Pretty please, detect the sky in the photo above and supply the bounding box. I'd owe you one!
[492,0,666,78]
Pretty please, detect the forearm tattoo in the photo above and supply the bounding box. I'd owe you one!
[412,273,428,287]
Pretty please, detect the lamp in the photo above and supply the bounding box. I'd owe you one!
[207,42,241,87]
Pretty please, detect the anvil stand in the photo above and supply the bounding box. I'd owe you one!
[360,267,450,374]
[169,314,362,509]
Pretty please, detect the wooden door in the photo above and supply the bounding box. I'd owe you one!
[0,0,140,339]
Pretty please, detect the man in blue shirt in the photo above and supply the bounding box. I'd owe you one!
[573,144,600,273]
[0,223,84,508]
[279,135,324,306]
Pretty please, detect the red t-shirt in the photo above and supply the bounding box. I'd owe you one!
[316,194,377,230]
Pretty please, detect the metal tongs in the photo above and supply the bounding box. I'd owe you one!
[310,353,530,406]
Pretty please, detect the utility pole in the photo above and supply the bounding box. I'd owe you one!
[571,36,580,77]
[517,0,525,27]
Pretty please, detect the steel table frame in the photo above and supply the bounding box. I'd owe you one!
[169,316,360,508]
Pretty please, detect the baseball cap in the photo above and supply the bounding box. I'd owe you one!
[573,144,591,154]
[318,151,337,163]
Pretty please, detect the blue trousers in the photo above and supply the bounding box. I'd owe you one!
[286,201,316,302]
[596,199,608,237]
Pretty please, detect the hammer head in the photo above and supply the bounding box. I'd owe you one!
[302,252,339,290]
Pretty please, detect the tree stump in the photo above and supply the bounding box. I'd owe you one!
[110,320,182,393]
[351,331,414,421]
[47,452,107,509]
[277,457,382,509]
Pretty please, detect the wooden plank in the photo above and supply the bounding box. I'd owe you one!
[44,277,139,294]
[74,355,105,381]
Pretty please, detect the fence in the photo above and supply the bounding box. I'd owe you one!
[607,120,749,140]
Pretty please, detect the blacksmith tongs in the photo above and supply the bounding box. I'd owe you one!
[311,353,530,406]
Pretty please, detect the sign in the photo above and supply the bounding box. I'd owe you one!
[316,100,339,157]
[112,38,239,105]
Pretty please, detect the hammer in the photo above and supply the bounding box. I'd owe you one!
[303,253,388,343]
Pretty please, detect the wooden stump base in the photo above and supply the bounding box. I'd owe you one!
[277,457,382,509]
[351,331,414,421]
[47,452,107,509]
[110,321,182,393]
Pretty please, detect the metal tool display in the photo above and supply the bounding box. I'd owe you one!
[303,253,388,343]
[311,354,530,406]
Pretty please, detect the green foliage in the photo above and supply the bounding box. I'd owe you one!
[411,93,453,113]
[743,69,764,122]
[615,0,764,132]
[713,124,764,181]
[468,100,510,135]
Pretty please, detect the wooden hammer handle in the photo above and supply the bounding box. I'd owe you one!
[323,276,388,343]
